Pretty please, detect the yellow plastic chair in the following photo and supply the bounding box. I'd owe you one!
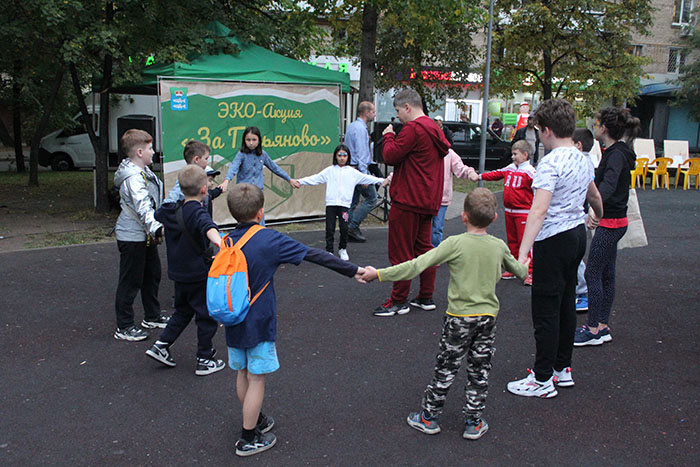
[675,158,700,190]
[630,158,649,190]
[648,157,672,190]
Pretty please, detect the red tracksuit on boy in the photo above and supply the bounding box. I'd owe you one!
[480,161,536,273]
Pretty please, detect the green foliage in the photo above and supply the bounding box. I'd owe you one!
[490,0,654,117]
[675,22,700,120]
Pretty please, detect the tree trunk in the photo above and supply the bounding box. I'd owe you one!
[12,60,25,173]
[29,66,65,186]
[358,2,378,104]
[94,1,114,213]
[70,63,99,151]
[543,49,552,100]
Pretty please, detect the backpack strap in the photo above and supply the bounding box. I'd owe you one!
[228,224,269,305]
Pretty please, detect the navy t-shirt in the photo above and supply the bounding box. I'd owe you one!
[224,223,309,348]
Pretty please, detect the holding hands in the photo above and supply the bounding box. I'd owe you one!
[359,266,379,283]
[468,171,480,182]
[289,179,301,189]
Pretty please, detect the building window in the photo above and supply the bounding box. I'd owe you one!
[668,48,687,73]
[627,44,643,56]
[673,0,694,25]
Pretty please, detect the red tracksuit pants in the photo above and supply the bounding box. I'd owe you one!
[388,204,437,303]
[505,212,532,273]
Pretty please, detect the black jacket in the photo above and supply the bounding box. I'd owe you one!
[512,127,541,164]
[595,141,636,219]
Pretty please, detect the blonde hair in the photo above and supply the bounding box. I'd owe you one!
[120,129,152,158]
[178,165,207,197]
[512,140,532,157]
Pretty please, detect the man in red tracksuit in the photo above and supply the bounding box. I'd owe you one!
[373,88,450,316]
[478,139,536,285]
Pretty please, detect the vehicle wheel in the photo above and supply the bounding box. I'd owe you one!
[51,153,74,171]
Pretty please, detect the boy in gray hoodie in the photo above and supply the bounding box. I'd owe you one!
[113,129,167,341]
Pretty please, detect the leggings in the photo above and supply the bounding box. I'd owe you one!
[584,226,627,327]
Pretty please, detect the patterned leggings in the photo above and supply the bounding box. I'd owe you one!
[584,226,627,327]
[422,315,496,423]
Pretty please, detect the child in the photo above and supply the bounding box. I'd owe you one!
[219,127,296,226]
[572,128,595,312]
[432,149,476,247]
[291,144,387,260]
[475,139,536,285]
[164,140,211,203]
[506,99,603,398]
[146,165,225,375]
[224,183,364,457]
[113,129,167,342]
[206,166,223,218]
[361,188,528,440]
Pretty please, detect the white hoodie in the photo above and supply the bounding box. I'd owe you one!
[297,165,384,208]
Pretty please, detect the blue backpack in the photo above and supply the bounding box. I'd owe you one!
[207,225,269,326]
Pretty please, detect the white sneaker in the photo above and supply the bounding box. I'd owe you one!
[507,369,558,398]
[338,249,349,261]
[553,367,575,387]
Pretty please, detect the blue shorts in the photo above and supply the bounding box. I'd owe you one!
[228,341,279,374]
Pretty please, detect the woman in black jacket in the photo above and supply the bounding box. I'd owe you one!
[574,107,639,347]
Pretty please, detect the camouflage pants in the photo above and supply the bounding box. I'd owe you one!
[422,315,496,422]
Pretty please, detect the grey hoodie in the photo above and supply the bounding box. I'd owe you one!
[114,158,164,241]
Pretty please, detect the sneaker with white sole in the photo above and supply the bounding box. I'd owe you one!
[373,299,410,317]
[338,248,349,261]
[257,413,275,434]
[235,430,277,457]
[507,369,558,398]
[409,297,436,310]
[552,367,574,387]
[195,357,225,376]
[114,325,148,342]
[574,325,604,346]
[145,342,176,367]
[407,411,441,434]
[598,327,612,342]
[575,295,588,312]
[463,418,489,440]
[141,315,169,329]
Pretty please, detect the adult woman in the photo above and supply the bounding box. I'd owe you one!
[574,107,639,346]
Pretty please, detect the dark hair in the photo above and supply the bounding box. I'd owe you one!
[227,183,264,222]
[183,140,210,164]
[463,188,497,228]
[178,165,207,196]
[596,107,641,142]
[332,144,352,166]
[240,126,263,156]
[573,128,594,152]
[530,99,576,138]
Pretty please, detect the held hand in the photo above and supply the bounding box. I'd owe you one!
[361,266,379,282]
[587,206,600,229]
[219,179,230,192]
[468,171,480,182]
[382,124,394,136]
[519,257,531,269]
[354,267,367,283]
[381,178,390,188]
[290,179,301,189]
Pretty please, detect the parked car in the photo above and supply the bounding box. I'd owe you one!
[371,121,511,169]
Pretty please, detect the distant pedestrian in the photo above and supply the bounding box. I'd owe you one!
[490,118,504,138]
[434,115,454,146]
[113,129,167,341]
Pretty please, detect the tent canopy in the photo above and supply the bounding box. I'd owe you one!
[141,22,350,93]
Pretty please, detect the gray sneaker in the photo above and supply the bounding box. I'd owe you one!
[235,430,277,457]
[373,299,410,317]
[463,419,489,440]
[146,343,176,367]
[114,326,148,342]
[195,357,225,376]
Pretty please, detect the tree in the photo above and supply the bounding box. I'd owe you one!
[675,21,700,120]
[490,0,654,116]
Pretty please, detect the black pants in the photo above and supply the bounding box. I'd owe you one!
[159,280,217,359]
[531,225,586,382]
[115,240,161,329]
[325,205,349,252]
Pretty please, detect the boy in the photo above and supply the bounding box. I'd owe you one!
[224,183,364,457]
[113,129,167,341]
[164,140,211,204]
[146,165,225,375]
[474,139,536,285]
[361,188,528,440]
[572,128,595,312]
[506,99,603,398]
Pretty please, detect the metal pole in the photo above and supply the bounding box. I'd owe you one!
[478,0,495,187]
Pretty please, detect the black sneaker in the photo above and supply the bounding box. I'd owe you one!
[409,297,436,310]
[114,326,148,341]
[257,413,275,433]
[347,227,367,243]
[373,299,410,317]
[195,357,226,376]
[145,343,176,367]
[141,315,169,329]
[235,430,277,457]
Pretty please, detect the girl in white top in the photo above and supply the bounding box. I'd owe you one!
[292,144,387,260]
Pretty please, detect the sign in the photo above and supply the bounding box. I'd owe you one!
[502,113,518,125]
[159,79,341,224]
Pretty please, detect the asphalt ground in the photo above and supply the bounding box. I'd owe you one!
[1,188,699,466]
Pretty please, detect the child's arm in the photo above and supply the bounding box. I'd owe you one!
[354,172,385,186]
[164,180,184,204]
[293,167,330,187]
[448,149,476,180]
[517,188,552,263]
[303,247,359,277]
[586,181,604,229]
[479,168,506,182]
[206,227,221,247]
[374,241,454,283]
[503,248,528,280]
[125,175,162,236]
[221,152,244,191]
[262,151,293,185]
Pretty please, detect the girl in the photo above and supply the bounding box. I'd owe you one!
[574,107,639,347]
[220,127,295,225]
[291,144,387,260]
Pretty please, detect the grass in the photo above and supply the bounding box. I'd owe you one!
[453,177,504,194]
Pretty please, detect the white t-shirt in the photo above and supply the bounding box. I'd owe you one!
[533,145,594,241]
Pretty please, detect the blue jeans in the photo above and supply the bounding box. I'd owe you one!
[431,205,448,247]
[348,183,378,230]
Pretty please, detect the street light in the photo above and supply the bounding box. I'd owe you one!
[478,0,495,187]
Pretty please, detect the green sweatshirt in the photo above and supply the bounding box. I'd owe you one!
[378,232,527,317]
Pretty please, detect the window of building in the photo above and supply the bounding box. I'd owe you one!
[673,0,694,25]
[627,44,643,56]
[668,48,687,73]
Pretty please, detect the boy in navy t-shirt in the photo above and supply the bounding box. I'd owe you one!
[225,183,365,457]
